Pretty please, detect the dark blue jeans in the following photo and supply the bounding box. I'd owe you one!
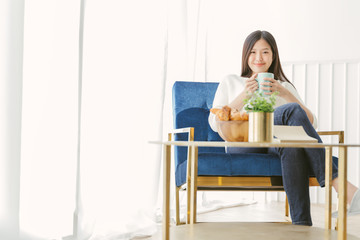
[227,103,339,226]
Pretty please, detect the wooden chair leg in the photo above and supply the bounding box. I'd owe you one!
[335,193,339,230]
[175,186,181,225]
[285,195,289,217]
[189,146,198,224]
[285,195,292,222]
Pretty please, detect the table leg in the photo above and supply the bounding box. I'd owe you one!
[186,128,195,224]
[186,146,192,224]
[190,146,198,224]
[163,144,171,240]
[338,146,347,240]
[325,147,333,229]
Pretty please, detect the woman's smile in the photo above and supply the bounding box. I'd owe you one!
[248,38,273,74]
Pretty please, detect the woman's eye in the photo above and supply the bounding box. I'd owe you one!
[250,51,256,54]
[263,51,269,54]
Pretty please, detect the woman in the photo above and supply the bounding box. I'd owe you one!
[208,30,360,226]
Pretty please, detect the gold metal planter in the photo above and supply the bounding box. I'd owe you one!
[248,112,274,142]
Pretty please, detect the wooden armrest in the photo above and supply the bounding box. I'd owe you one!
[168,127,194,135]
[168,127,194,141]
[168,128,195,186]
[317,131,344,143]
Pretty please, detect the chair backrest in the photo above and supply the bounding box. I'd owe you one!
[172,81,225,168]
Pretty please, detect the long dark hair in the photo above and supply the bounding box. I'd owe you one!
[241,30,293,86]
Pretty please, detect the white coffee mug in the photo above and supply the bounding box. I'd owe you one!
[256,72,274,94]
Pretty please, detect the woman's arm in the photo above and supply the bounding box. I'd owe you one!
[209,74,257,131]
[281,91,314,124]
[261,79,315,125]
[227,90,248,110]
[228,73,258,111]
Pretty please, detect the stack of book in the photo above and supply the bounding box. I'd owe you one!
[273,125,318,143]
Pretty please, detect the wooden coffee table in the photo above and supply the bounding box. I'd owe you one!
[151,140,360,240]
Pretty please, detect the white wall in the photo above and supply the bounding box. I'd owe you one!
[204,0,360,82]
[0,0,24,239]
[274,0,360,62]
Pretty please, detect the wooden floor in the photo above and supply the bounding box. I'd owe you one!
[165,222,360,240]
[144,201,360,240]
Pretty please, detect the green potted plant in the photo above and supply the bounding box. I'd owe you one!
[244,91,278,142]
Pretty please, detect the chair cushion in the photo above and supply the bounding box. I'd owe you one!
[175,153,339,187]
[175,152,281,187]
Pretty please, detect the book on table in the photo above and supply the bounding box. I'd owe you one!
[273,125,318,143]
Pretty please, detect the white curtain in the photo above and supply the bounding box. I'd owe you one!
[20,0,167,239]
[75,0,167,239]
[20,0,80,239]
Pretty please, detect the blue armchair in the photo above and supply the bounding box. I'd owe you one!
[171,81,342,225]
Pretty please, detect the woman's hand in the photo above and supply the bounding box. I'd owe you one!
[261,77,314,124]
[228,73,258,111]
[243,73,258,95]
[261,77,290,97]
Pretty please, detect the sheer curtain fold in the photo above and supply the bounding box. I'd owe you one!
[76,0,167,239]
[20,0,167,239]
[20,0,81,239]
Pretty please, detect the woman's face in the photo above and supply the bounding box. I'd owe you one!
[247,38,273,74]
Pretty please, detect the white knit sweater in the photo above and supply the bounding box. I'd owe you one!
[208,74,317,132]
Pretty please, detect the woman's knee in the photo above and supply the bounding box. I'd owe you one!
[270,147,305,163]
[285,102,301,109]
[279,102,303,114]
[274,103,308,125]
